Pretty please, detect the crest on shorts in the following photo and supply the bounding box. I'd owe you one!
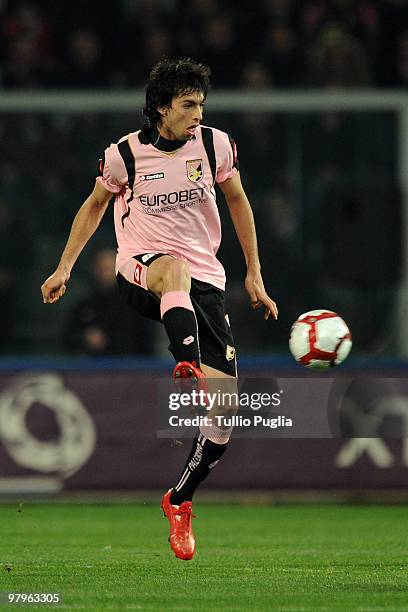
[186,159,203,183]
[226,345,235,361]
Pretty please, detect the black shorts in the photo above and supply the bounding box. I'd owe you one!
[116,254,237,376]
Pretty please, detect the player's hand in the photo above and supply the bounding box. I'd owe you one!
[41,267,70,304]
[245,271,278,321]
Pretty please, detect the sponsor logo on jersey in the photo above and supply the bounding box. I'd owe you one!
[139,187,205,207]
[140,172,165,182]
[186,159,203,183]
[226,345,235,361]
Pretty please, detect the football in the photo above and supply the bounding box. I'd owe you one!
[289,309,352,369]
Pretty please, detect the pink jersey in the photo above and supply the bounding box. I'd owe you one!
[96,125,238,290]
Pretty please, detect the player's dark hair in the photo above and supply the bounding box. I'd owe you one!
[143,57,211,127]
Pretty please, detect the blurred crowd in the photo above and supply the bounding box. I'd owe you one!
[1,0,408,90]
[0,0,404,358]
[0,108,398,357]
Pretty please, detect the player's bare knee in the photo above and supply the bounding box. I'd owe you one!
[162,259,191,293]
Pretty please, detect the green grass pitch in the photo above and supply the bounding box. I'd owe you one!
[1,502,408,610]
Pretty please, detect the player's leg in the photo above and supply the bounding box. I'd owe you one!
[147,256,202,369]
[117,256,202,559]
[161,362,237,560]
[169,364,237,505]
[167,280,237,500]
[162,281,238,557]
[166,276,237,498]
[145,256,208,559]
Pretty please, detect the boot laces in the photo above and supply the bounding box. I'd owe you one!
[174,505,197,524]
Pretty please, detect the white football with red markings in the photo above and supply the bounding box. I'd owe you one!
[289,309,352,369]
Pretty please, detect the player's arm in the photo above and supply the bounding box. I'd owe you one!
[218,172,278,320]
[41,181,113,304]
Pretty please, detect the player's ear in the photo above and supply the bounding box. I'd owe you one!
[158,106,168,118]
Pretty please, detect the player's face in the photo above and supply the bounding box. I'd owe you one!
[158,91,205,141]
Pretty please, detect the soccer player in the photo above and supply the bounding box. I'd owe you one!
[41,58,278,560]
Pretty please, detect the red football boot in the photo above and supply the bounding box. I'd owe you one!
[173,361,208,410]
[161,489,196,560]
[173,361,205,380]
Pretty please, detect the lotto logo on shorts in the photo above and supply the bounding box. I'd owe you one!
[134,263,143,285]
[183,335,195,346]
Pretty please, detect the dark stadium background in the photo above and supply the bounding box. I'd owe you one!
[0,0,408,498]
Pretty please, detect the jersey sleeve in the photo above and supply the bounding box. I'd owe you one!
[214,130,239,184]
[96,142,128,193]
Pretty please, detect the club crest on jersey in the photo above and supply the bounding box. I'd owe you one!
[186,159,203,183]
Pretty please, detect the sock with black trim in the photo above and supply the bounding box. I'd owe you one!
[170,433,228,505]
